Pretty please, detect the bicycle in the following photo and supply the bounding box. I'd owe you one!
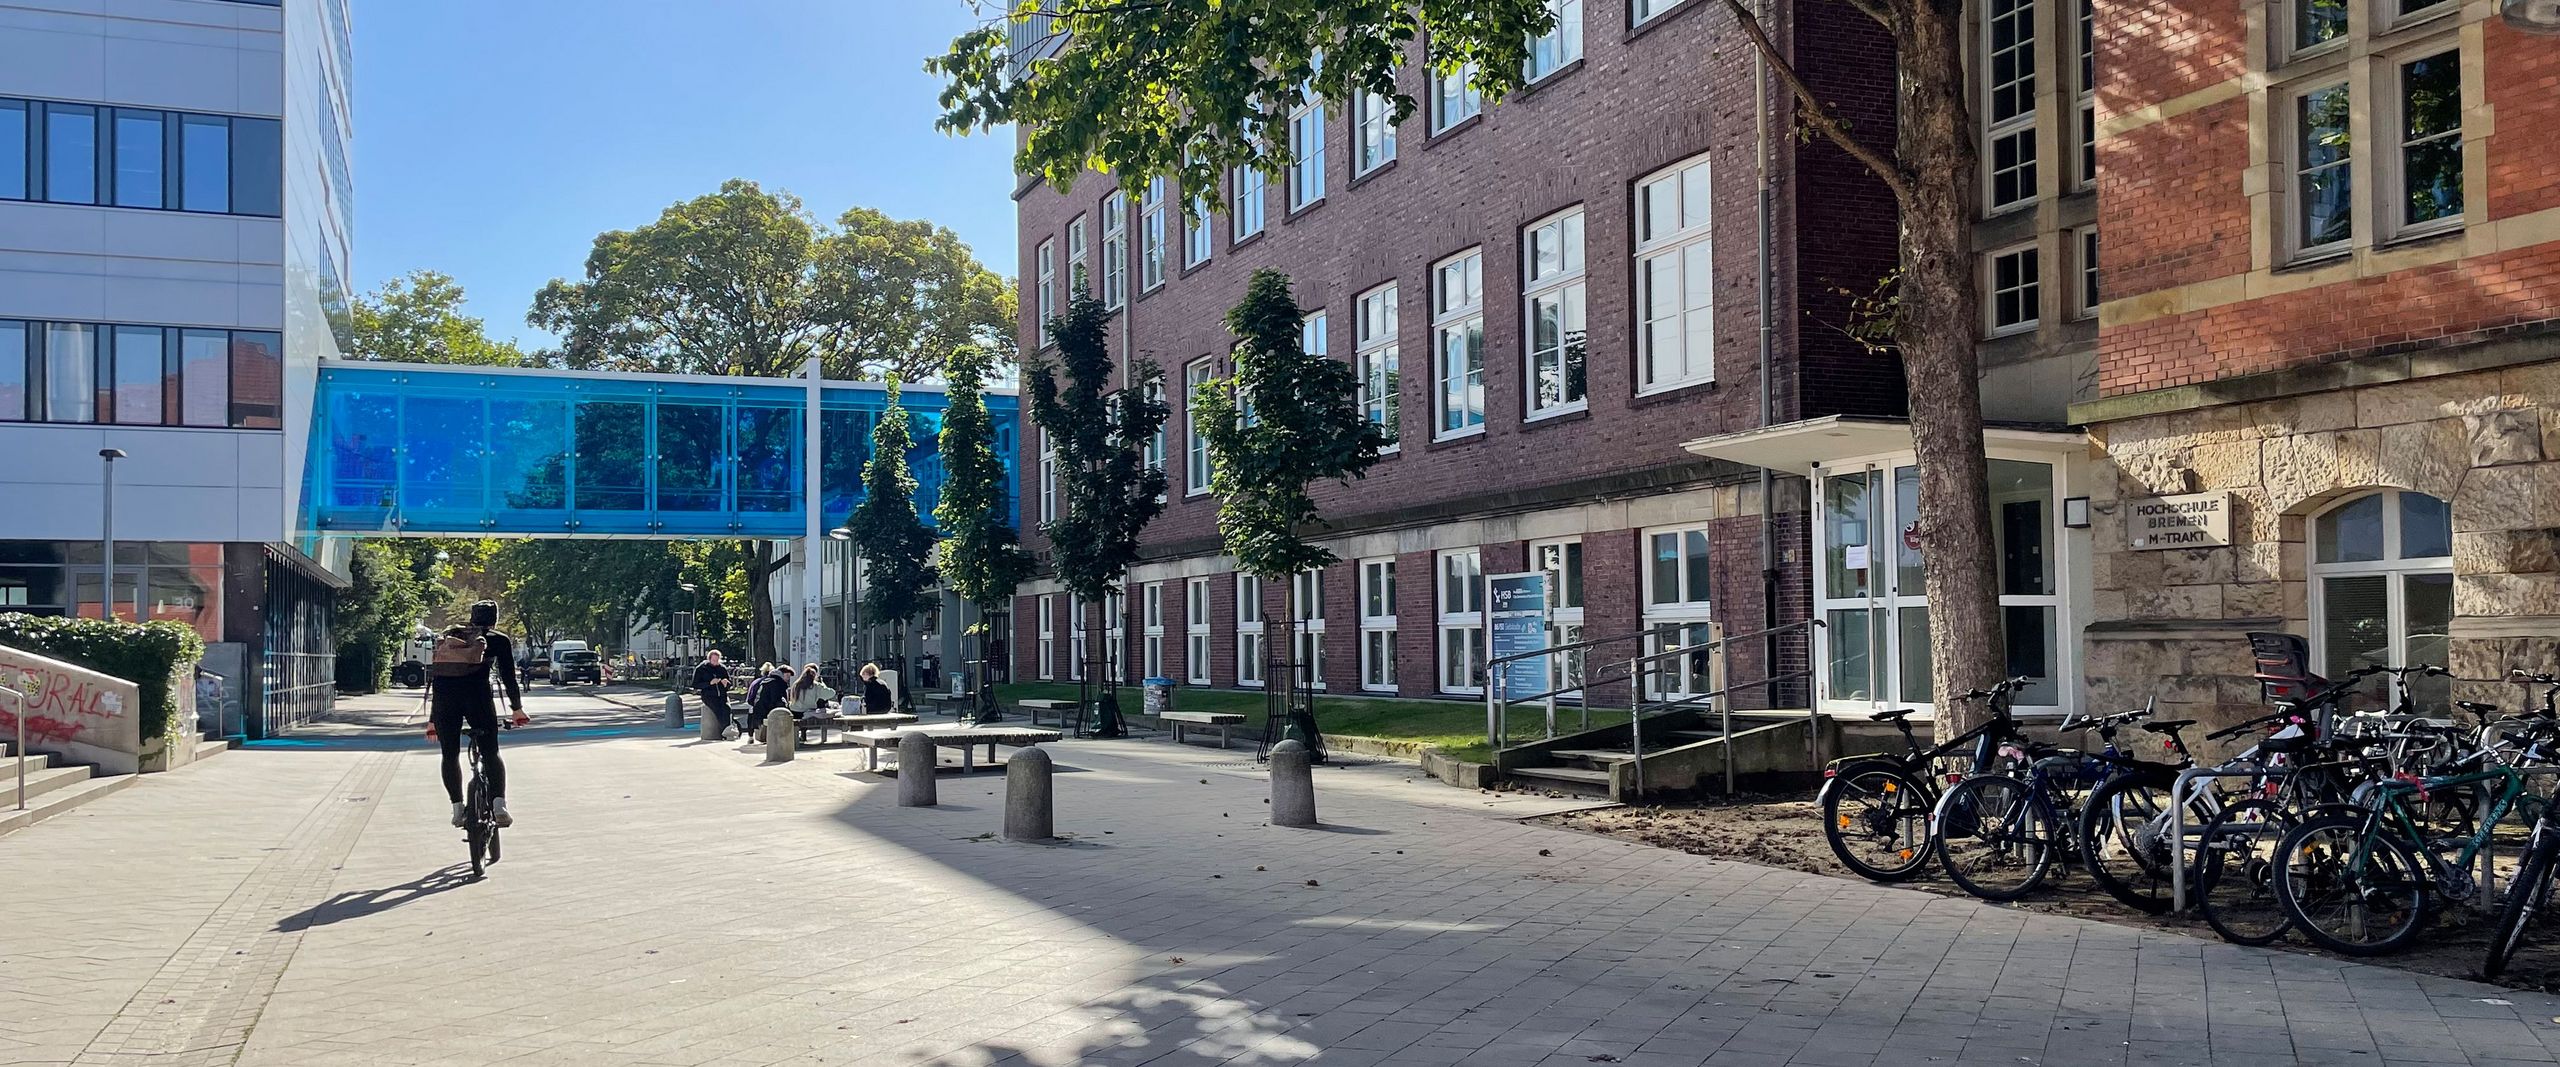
[2480,670,2560,977]
[459,719,513,880]
[2072,702,2209,914]
[1930,697,2150,901]
[1816,676,2036,883]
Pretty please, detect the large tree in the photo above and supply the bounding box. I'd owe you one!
[350,270,531,367]
[932,2,2006,730]
[1194,270,1387,759]
[529,181,1013,662]
[934,344,1035,719]
[849,373,940,699]
[1031,288,1169,737]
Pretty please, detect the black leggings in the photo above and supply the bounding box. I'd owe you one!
[432,703,505,804]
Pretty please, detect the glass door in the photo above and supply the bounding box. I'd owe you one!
[1817,466,1887,709]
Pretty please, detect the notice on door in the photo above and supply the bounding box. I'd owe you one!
[2128,491,2232,550]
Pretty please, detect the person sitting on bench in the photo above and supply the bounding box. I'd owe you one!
[788,663,836,719]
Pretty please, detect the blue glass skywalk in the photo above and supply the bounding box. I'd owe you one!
[305,362,1018,539]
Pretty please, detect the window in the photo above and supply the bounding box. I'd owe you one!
[2312,490,2453,714]
[112,110,163,208]
[1643,527,1715,699]
[1104,589,1127,683]
[2292,0,2347,53]
[1037,594,1056,679]
[110,326,165,425]
[1527,0,1583,80]
[1038,430,1058,522]
[1359,558,1398,692]
[1632,0,1687,23]
[1432,250,1485,439]
[44,103,96,205]
[1289,86,1327,209]
[1184,358,1215,494]
[1437,549,1485,695]
[1143,583,1165,680]
[0,101,25,200]
[1431,61,1482,132]
[0,322,24,420]
[2074,228,2100,319]
[1185,579,1212,685]
[8,319,273,429]
[1984,0,2037,211]
[1301,311,1327,362]
[43,324,96,423]
[1291,569,1327,690]
[1354,90,1397,174]
[2392,50,2462,235]
[1356,284,1401,451]
[180,114,231,213]
[2076,0,2096,189]
[1987,244,2040,335]
[1100,193,1128,309]
[1533,539,1586,696]
[1635,155,1716,391]
[1068,596,1086,681]
[1522,208,1587,417]
[1232,165,1266,239]
[1237,574,1266,687]
[1035,238,1057,347]
[1066,215,1089,290]
[226,331,280,428]
[1139,177,1168,292]
[180,329,227,427]
[2389,0,2454,30]
[1143,379,1168,493]
[1184,190,1214,266]
[2290,80,2353,257]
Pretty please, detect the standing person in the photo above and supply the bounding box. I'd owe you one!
[858,663,895,715]
[691,650,734,736]
[745,663,791,738]
[426,601,528,828]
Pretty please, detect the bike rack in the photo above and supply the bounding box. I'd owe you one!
[2169,762,2560,915]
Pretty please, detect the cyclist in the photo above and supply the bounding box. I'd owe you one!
[427,600,528,828]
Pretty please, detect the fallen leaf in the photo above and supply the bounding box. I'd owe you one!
[1256,865,1266,871]
[1305,879,1320,887]
[1538,849,1552,857]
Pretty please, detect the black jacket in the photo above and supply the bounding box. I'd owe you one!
[747,673,790,713]
[861,679,894,714]
[690,662,730,700]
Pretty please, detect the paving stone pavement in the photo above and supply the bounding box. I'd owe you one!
[12,686,2560,1066]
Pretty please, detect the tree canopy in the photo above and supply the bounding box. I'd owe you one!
[1194,270,1385,579]
[1030,288,1168,607]
[350,270,531,367]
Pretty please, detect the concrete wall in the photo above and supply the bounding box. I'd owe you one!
[0,643,156,775]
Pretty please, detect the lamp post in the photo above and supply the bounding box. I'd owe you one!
[678,582,699,662]
[827,527,857,685]
[97,448,126,621]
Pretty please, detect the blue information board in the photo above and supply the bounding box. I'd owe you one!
[1487,573,1550,702]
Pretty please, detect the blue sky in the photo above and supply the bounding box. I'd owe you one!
[351,1,1018,348]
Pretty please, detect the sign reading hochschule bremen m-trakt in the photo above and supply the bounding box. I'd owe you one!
[2128,491,2233,550]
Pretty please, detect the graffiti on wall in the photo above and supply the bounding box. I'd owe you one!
[0,665,128,749]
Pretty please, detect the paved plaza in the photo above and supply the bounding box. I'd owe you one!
[11,688,2560,1066]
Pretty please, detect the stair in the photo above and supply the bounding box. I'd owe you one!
[0,741,134,836]
[1507,765,1614,791]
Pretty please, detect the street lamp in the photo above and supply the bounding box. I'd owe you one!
[677,582,699,661]
[827,527,857,684]
[97,448,126,621]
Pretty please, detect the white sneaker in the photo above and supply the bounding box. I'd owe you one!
[492,799,513,828]
[722,724,740,740]
[450,802,468,827]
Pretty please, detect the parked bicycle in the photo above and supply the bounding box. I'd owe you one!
[1930,694,2154,901]
[1817,676,2036,883]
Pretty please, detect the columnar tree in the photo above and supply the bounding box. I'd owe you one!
[1194,270,1388,760]
[1031,288,1169,737]
[850,374,939,705]
[934,345,1035,720]
[934,1,2011,732]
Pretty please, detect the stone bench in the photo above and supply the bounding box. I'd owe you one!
[848,726,1063,773]
[792,712,919,745]
[1016,698,1080,727]
[1162,711,1248,749]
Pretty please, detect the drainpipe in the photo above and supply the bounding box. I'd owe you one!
[1755,0,1783,711]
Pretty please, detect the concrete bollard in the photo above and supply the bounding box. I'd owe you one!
[664,693,685,729]
[1269,739,1317,828]
[1004,747,1054,840]
[765,711,796,763]
[897,732,939,807]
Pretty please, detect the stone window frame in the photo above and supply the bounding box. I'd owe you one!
[1985,241,2043,337]
[1981,0,2039,214]
[2073,226,2100,321]
[2258,0,2472,267]
[2306,488,2454,708]
[1359,557,1399,692]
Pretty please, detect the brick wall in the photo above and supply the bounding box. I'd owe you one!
[2097,99,2250,300]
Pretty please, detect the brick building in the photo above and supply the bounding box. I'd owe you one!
[2074,0,2560,723]
[1005,0,1907,713]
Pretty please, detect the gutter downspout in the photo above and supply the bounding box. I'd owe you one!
[1756,0,1784,714]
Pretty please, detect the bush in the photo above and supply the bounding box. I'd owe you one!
[0,613,205,741]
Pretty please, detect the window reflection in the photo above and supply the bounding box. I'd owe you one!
[491,399,569,511]
[573,401,647,511]
[656,404,725,512]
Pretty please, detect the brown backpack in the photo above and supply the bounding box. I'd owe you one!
[428,625,488,678]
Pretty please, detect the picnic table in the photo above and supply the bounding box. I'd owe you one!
[924,692,977,719]
[1161,710,1248,749]
[792,711,919,745]
[1016,698,1079,727]
[848,725,1064,773]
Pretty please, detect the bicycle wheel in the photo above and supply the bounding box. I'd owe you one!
[465,777,491,879]
[1936,775,2056,901]
[2197,799,2294,946]
[2484,820,2560,979]
[2274,813,2429,956]
[2077,770,2189,915]
[487,822,502,866]
[1821,762,1935,883]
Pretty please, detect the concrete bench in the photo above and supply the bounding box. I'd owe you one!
[1016,698,1080,727]
[1162,711,1248,749]
[793,712,919,745]
[848,726,1063,773]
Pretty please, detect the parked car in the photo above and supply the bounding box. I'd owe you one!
[553,648,604,686]
[525,656,552,682]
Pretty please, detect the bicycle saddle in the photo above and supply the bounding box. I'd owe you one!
[1871,708,1922,723]
[2139,719,2196,734]
[2456,700,2500,715]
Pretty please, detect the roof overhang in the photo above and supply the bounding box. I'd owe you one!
[1678,415,2087,477]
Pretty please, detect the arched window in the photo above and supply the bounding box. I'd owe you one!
[2310,490,2453,711]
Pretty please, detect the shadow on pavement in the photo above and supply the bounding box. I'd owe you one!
[275,862,479,931]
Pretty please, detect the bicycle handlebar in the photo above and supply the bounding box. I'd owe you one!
[1957,676,2037,702]
[2206,709,2303,741]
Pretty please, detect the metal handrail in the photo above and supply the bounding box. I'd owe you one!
[1484,625,1670,668]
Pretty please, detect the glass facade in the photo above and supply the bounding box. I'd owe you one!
[304,365,1021,539]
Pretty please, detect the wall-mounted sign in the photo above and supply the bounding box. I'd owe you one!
[2128,491,2232,551]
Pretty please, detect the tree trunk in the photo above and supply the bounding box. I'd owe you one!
[1896,0,2006,736]
[748,540,778,665]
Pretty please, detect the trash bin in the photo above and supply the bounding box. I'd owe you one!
[1143,677,1173,725]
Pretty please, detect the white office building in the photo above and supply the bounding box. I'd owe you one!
[0,0,354,736]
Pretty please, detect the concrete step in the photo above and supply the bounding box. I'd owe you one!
[1507,765,1614,792]
[2,750,56,774]
[0,774,136,836]
[1549,748,1637,765]
[193,737,233,762]
[2,763,95,804]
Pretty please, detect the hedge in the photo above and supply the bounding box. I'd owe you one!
[0,613,205,741]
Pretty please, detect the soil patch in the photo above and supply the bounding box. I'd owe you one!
[1537,794,2560,995]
